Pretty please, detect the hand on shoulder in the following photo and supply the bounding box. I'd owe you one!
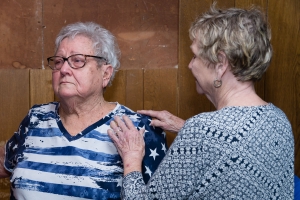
[137,110,185,133]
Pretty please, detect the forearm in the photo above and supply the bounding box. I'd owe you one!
[0,145,10,178]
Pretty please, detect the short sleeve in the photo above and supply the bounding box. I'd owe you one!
[137,115,167,183]
[4,114,30,172]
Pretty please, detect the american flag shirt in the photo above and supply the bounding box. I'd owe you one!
[5,102,167,200]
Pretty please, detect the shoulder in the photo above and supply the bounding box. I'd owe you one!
[115,104,165,137]
[113,104,152,126]
[30,102,58,113]
[266,103,291,122]
[26,102,59,124]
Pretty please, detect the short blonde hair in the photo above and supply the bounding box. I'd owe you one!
[189,5,272,82]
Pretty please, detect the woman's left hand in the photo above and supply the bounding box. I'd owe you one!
[107,115,145,175]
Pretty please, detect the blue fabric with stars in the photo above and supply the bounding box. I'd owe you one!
[4,102,167,200]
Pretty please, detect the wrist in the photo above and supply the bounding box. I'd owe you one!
[123,158,142,176]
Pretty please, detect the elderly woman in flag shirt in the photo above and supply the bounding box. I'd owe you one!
[0,22,166,200]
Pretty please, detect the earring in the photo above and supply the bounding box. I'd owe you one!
[213,79,222,88]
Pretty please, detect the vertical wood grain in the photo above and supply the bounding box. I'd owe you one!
[296,42,300,176]
[104,70,126,105]
[0,70,30,139]
[235,0,267,10]
[144,68,178,146]
[125,69,144,111]
[29,69,54,106]
[267,0,300,176]
[0,0,43,69]
[0,69,30,198]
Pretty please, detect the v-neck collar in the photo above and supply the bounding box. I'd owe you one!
[55,102,120,141]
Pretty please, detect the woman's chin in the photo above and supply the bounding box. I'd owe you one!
[57,91,78,100]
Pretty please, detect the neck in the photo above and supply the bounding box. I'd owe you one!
[210,81,267,110]
[59,95,107,117]
[58,96,115,136]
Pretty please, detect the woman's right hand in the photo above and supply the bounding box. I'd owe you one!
[107,115,145,176]
[137,110,185,133]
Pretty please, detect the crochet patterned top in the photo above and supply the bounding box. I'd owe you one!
[122,103,294,199]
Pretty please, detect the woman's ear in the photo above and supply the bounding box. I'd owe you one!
[215,51,229,78]
[102,64,113,88]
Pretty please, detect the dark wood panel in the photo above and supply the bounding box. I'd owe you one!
[143,68,178,146]
[296,50,300,176]
[125,69,144,111]
[215,0,235,8]
[104,70,126,105]
[0,0,43,69]
[0,70,30,140]
[0,69,30,199]
[235,0,267,10]
[143,68,177,112]
[30,69,55,106]
[42,0,178,70]
[267,0,300,176]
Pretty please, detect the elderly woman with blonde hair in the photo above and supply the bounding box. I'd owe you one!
[108,5,294,199]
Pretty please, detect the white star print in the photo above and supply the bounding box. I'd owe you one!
[161,143,167,153]
[8,141,13,148]
[149,148,159,160]
[12,144,18,151]
[129,114,140,122]
[116,177,122,187]
[138,125,149,135]
[148,118,156,129]
[162,131,166,138]
[145,166,152,177]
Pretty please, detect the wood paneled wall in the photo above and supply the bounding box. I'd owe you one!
[0,0,298,198]
[179,0,300,176]
[0,0,178,70]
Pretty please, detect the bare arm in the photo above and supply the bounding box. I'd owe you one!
[0,145,11,178]
[137,110,185,133]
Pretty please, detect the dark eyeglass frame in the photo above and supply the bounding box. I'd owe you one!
[47,54,107,70]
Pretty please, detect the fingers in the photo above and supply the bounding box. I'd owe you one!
[107,129,119,142]
[122,115,136,130]
[149,118,165,127]
[110,120,120,132]
[137,110,162,119]
[112,116,127,133]
[110,115,144,137]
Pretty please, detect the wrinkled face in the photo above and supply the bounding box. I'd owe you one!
[188,39,215,95]
[52,35,108,101]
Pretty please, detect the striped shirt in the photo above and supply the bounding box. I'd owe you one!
[5,102,167,200]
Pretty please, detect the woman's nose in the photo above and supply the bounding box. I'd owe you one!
[60,60,72,75]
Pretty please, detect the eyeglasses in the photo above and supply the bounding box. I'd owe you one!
[47,54,107,70]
